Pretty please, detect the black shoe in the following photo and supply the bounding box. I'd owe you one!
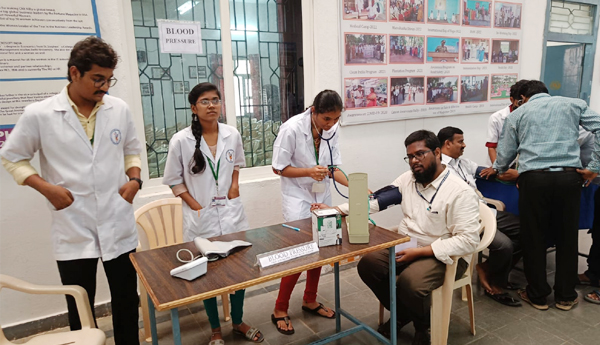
[485,290,522,307]
[377,318,410,339]
[412,329,430,345]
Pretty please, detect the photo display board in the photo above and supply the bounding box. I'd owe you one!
[341,0,523,125]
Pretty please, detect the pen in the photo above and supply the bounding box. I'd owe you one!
[282,224,300,231]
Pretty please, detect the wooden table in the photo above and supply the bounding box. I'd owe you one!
[131,218,409,345]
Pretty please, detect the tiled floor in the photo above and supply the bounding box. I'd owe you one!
[13,237,600,345]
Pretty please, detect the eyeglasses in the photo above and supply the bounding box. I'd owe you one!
[404,150,432,164]
[93,77,118,88]
[196,98,222,106]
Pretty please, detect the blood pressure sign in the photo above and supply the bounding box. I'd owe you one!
[157,20,203,55]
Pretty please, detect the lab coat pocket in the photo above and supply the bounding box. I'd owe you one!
[111,194,136,241]
[224,197,249,233]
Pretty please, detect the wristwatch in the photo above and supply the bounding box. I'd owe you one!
[130,177,143,190]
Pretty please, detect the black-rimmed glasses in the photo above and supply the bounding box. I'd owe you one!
[404,150,432,164]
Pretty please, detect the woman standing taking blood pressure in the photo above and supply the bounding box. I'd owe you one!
[270,90,348,335]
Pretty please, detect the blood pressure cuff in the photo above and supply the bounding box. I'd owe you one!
[372,185,402,210]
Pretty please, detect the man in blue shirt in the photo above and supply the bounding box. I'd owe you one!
[493,80,600,311]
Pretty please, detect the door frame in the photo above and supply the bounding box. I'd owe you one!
[541,0,600,104]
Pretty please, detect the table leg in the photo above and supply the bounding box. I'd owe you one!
[334,262,341,332]
[389,247,397,345]
[147,295,158,345]
[171,308,182,345]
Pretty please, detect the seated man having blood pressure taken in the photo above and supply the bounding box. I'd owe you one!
[312,130,480,345]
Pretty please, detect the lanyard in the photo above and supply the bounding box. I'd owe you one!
[415,171,450,211]
[313,138,319,165]
[454,161,468,182]
[205,154,221,193]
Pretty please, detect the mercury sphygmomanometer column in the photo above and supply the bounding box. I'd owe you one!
[347,173,369,243]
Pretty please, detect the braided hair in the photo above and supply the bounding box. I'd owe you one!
[188,82,222,174]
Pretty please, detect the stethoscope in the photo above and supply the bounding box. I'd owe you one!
[311,112,348,199]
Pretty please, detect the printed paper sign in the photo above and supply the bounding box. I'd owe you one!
[157,20,203,54]
[257,242,319,268]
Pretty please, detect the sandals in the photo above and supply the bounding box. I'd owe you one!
[555,298,579,311]
[208,331,224,345]
[584,290,600,304]
[301,302,336,319]
[233,325,264,343]
[271,314,295,335]
[518,289,549,311]
[485,290,522,307]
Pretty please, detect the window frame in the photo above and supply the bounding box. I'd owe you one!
[120,0,317,190]
[540,0,600,104]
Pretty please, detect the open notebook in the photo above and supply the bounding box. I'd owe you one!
[193,237,252,261]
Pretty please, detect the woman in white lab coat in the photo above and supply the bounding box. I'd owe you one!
[270,90,348,335]
[163,83,262,345]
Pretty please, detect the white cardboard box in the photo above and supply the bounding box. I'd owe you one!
[312,209,343,247]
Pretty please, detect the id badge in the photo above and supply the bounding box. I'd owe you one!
[312,182,326,193]
[211,196,227,207]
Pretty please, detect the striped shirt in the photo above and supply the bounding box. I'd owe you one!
[493,93,600,174]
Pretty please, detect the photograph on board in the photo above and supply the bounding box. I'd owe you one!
[345,33,387,65]
[426,37,460,63]
[461,38,489,63]
[390,77,425,106]
[491,74,518,99]
[389,0,425,22]
[344,78,388,109]
[427,0,461,25]
[460,75,489,103]
[462,0,491,27]
[343,0,387,21]
[426,76,458,104]
[390,35,425,64]
[491,39,519,63]
[494,2,522,28]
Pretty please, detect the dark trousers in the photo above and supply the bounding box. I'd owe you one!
[584,187,600,283]
[357,250,467,331]
[57,249,140,345]
[518,171,582,304]
[486,210,521,287]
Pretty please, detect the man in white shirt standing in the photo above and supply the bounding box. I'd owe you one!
[486,79,528,164]
[0,37,142,344]
[438,127,521,307]
[313,130,480,345]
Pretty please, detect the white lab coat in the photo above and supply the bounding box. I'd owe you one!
[0,88,142,261]
[162,123,249,241]
[272,109,342,221]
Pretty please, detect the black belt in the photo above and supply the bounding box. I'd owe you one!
[529,167,578,172]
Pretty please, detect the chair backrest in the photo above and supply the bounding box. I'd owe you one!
[135,198,184,250]
[475,202,497,253]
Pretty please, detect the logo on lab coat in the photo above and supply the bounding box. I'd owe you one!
[110,129,122,145]
[226,149,234,163]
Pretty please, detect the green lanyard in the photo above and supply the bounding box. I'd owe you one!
[205,154,221,193]
[313,139,319,166]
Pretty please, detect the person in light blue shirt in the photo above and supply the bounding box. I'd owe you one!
[493,80,600,312]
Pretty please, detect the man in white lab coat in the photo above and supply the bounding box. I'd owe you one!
[0,37,143,344]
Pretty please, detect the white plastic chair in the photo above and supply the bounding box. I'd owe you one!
[430,203,496,345]
[0,274,105,345]
[377,203,497,345]
[135,198,230,342]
